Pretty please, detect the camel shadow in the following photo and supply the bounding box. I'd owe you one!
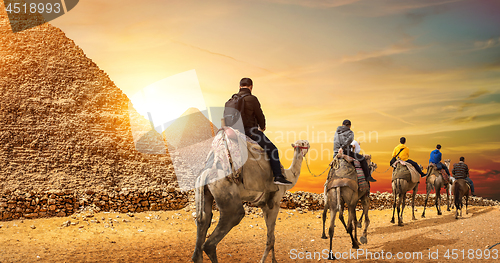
[368,229,459,255]
[372,206,494,235]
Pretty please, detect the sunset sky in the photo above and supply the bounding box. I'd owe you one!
[48,0,500,200]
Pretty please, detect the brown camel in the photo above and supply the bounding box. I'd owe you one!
[321,155,376,244]
[421,163,451,217]
[355,158,377,229]
[453,179,470,219]
[192,128,310,263]
[391,161,419,226]
[320,149,368,259]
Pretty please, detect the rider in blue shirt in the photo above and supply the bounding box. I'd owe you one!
[429,144,450,176]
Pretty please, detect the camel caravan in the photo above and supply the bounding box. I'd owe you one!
[192,78,475,262]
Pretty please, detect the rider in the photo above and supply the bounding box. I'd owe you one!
[333,120,376,182]
[429,144,451,176]
[351,140,361,154]
[452,156,475,196]
[392,137,426,177]
[237,77,292,185]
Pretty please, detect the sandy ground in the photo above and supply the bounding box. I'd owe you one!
[0,205,499,263]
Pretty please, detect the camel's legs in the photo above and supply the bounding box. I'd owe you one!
[446,184,451,211]
[465,193,469,215]
[347,204,360,249]
[398,193,406,226]
[339,205,348,232]
[337,189,359,249]
[192,187,214,263]
[449,184,455,209]
[436,187,442,215]
[356,192,367,228]
[411,185,417,220]
[260,204,280,263]
[391,185,397,224]
[327,195,339,260]
[460,196,463,217]
[321,202,329,239]
[357,206,365,229]
[359,193,370,244]
[395,193,401,225]
[202,186,245,263]
[422,186,430,218]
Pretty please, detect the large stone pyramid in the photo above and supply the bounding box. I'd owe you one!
[162,108,216,189]
[0,1,176,194]
[163,107,216,150]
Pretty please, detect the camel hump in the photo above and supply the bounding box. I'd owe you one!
[454,178,470,189]
[238,135,280,192]
[326,158,360,192]
[426,164,449,184]
[332,159,357,180]
[426,173,436,185]
[392,162,412,182]
[246,136,265,153]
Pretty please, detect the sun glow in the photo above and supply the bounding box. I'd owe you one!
[129,69,207,133]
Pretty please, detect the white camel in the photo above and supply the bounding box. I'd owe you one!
[192,128,310,263]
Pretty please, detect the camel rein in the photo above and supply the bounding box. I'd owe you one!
[296,145,330,177]
[373,167,391,174]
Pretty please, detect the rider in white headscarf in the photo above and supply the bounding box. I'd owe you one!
[351,140,361,154]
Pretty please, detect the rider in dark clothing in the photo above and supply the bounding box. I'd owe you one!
[237,78,292,185]
[333,120,377,182]
[452,156,475,196]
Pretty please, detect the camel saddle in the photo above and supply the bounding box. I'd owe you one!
[453,179,471,192]
[205,128,282,192]
[325,156,359,193]
[426,163,449,185]
[392,160,419,183]
[239,135,280,192]
[441,169,450,184]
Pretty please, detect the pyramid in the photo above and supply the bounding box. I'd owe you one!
[0,1,176,194]
[162,108,217,189]
[162,107,217,150]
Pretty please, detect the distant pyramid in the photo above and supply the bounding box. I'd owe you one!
[0,1,175,194]
[162,107,217,150]
[162,108,217,190]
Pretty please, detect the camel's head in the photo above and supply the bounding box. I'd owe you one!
[363,154,378,174]
[370,162,378,173]
[292,140,310,157]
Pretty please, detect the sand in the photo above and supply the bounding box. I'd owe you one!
[1,204,499,262]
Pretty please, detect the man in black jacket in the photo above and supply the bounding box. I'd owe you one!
[333,120,376,182]
[237,78,292,185]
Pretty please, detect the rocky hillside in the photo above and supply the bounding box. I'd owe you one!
[0,0,176,196]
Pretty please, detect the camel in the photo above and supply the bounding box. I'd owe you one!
[192,128,310,263]
[421,160,452,217]
[321,154,377,242]
[391,161,419,226]
[320,149,371,259]
[355,160,377,229]
[453,179,470,219]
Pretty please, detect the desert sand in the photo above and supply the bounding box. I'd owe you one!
[1,204,499,262]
